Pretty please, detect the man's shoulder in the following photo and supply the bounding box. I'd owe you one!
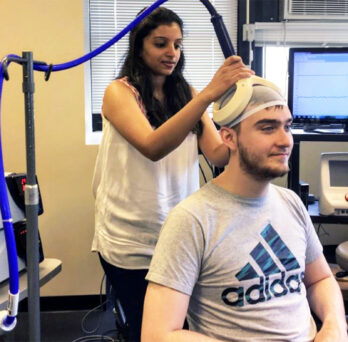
[270,183,300,201]
[175,182,214,210]
[270,184,307,216]
[169,182,220,221]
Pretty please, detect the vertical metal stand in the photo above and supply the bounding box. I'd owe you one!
[22,51,41,342]
[287,140,300,196]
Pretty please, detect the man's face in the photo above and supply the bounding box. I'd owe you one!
[235,106,294,181]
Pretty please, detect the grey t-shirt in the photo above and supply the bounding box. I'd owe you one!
[146,182,323,341]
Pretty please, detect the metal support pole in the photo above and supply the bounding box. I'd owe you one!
[287,140,300,196]
[22,51,40,342]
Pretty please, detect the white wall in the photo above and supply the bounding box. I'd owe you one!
[0,1,103,296]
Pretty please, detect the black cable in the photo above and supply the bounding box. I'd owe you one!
[80,274,107,334]
[71,274,118,342]
[71,336,115,342]
[202,153,214,175]
[199,163,207,183]
[316,223,329,239]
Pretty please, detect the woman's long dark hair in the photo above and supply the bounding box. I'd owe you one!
[119,7,202,135]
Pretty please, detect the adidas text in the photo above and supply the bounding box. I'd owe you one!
[221,271,305,307]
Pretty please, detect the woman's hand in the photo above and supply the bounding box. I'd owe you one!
[201,55,254,104]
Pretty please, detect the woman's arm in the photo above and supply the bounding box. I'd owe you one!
[195,95,229,167]
[103,56,253,161]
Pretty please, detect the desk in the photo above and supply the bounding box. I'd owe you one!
[0,258,62,310]
[308,201,348,224]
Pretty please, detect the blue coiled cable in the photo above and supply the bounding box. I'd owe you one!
[34,0,168,74]
[0,60,19,331]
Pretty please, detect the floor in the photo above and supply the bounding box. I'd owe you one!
[0,306,122,342]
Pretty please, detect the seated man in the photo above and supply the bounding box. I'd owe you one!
[141,83,348,341]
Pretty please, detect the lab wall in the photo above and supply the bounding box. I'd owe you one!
[0,1,102,296]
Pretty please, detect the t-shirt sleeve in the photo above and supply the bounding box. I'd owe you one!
[146,205,204,296]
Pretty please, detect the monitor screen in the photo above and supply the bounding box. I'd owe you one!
[329,160,348,187]
[288,48,348,128]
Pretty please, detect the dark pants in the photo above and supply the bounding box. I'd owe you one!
[99,254,148,342]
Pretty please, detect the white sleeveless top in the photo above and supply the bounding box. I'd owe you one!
[92,78,200,269]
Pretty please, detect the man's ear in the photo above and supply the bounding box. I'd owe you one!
[219,126,238,152]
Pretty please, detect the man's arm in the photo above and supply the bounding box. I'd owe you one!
[141,282,226,342]
[304,254,347,341]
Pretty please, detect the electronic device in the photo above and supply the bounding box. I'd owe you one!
[213,75,283,126]
[0,173,44,283]
[299,181,309,209]
[288,48,348,132]
[319,152,348,216]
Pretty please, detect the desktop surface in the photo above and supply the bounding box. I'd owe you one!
[291,123,346,134]
[291,129,348,142]
[0,258,62,310]
[308,201,348,224]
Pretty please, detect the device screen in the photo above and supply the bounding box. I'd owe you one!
[329,160,348,187]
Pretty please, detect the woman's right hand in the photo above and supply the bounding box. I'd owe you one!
[201,55,255,104]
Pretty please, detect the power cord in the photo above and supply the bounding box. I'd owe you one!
[199,153,215,184]
[71,274,118,342]
[202,153,214,176]
[316,223,330,239]
[199,163,207,183]
[71,335,115,342]
[80,300,109,334]
[81,274,107,334]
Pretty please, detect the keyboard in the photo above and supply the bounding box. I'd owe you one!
[292,123,346,134]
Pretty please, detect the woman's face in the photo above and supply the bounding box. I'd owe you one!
[140,23,183,77]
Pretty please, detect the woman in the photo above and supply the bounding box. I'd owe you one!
[92,6,253,341]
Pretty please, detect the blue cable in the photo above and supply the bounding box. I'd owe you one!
[34,0,168,74]
[31,0,234,74]
[0,61,18,330]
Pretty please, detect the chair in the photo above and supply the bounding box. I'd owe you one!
[336,242,348,278]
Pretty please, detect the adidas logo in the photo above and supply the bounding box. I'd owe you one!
[222,224,304,307]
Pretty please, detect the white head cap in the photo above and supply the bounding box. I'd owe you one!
[228,85,287,127]
[213,76,287,127]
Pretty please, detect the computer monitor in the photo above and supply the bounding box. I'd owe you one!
[288,47,348,130]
